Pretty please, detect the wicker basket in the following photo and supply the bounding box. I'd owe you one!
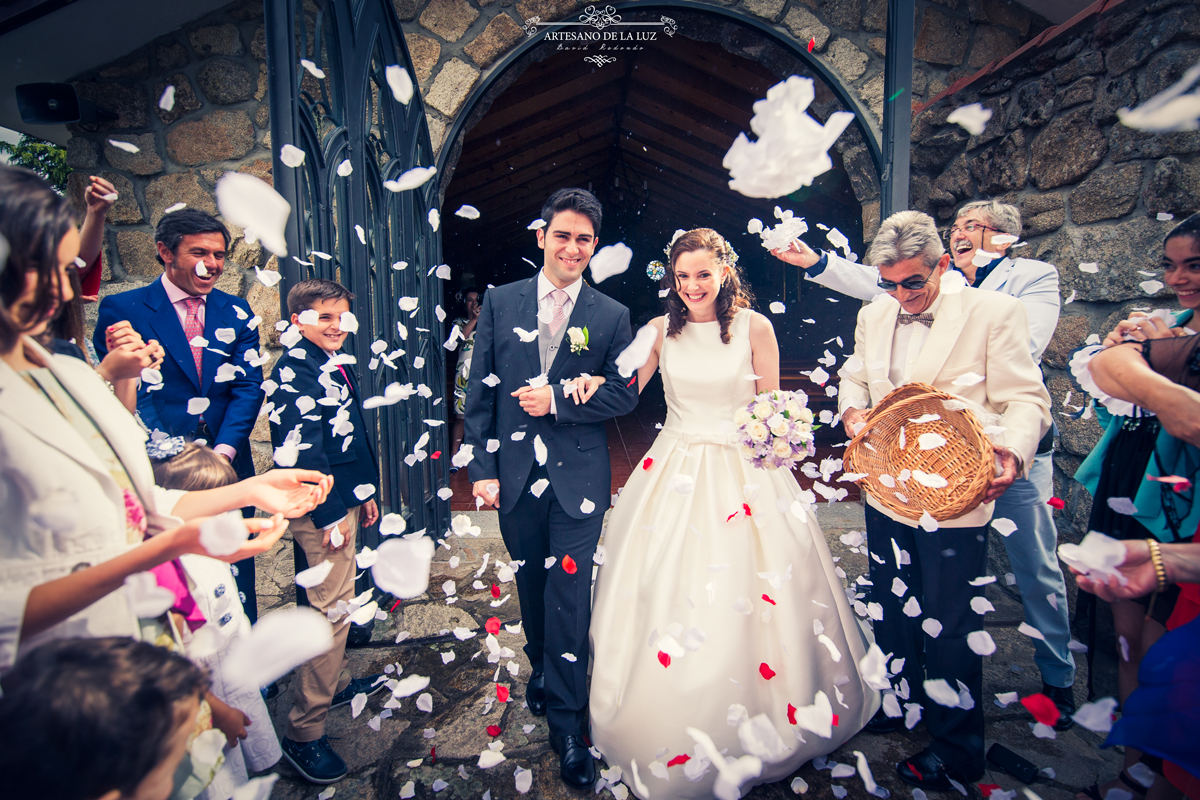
[844,383,994,521]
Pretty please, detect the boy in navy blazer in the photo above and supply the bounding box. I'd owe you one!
[94,209,264,620]
[268,278,382,785]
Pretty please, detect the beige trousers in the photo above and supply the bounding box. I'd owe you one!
[285,506,359,742]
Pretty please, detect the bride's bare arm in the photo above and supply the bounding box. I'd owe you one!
[749,312,780,393]
[636,317,665,395]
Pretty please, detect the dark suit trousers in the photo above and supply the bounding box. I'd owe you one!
[498,465,603,737]
[866,504,988,772]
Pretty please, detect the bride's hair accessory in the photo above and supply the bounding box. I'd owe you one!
[646,260,666,281]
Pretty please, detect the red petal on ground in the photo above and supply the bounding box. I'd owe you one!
[487,725,502,737]
[1047,497,1065,509]
[979,784,1001,797]
[496,684,510,702]
[431,746,436,764]
[658,651,671,668]
[562,555,578,574]
[490,583,501,599]
[485,617,501,635]
[787,703,797,725]
[643,457,653,470]
[759,662,776,680]
[808,37,816,52]
[743,503,752,516]
[431,451,441,459]
[761,594,776,605]
[832,714,839,726]
[667,754,691,767]
[1021,692,1061,726]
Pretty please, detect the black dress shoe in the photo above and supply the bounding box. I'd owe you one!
[550,733,596,788]
[897,749,982,791]
[527,670,547,717]
[863,706,903,734]
[1042,682,1076,731]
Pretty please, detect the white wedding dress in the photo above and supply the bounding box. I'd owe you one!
[589,309,880,799]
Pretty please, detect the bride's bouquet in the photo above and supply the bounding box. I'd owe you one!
[735,389,816,470]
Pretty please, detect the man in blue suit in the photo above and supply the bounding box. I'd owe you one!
[94,208,265,619]
[463,188,639,789]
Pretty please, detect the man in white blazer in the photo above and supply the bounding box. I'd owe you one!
[836,211,1051,790]
[774,200,1078,730]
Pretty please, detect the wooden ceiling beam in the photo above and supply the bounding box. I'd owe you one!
[463,68,624,140]
[623,86,740,149]
[450,124,615,197]
[457,93,622,162]
[455,138,614,205]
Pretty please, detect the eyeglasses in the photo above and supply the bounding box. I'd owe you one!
[944,221,1001,242]
[877,272,934,292]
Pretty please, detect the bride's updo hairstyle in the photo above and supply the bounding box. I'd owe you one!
[664,228,753,344]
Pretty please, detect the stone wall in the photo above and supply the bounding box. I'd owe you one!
[904,0,1200,540]
[66,0,1051,475]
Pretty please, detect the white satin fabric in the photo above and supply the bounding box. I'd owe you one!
[589,310,879,799]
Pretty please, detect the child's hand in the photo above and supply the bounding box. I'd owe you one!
[361,499,379,527]
[206,692,251,748]
[242,470,334,517]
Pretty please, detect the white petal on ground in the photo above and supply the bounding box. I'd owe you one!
[616,323,659,377]
[296,559,335,588]
[1078,262,1100,273]
[455,204,481,219]
[946,103,993,135]
[371,537,435,598]
[384,166,437,192]
[280,144,306,167]
[967,630,997,656]
[589,242,633,283]
[723,75,855,199]
[391,674,431,698]
[231,774,280,800]
[158,85,176,111]
[416,693,433,712]
[479,750,507,769]
[385,65,414,104]
[216,172,292,256]
[108,139,140,153]
[300,58,326,79]
[224,607,334,689]
[514,766,533,794]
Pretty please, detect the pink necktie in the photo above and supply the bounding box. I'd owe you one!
[183,296,204,381]
[548,289,568,335]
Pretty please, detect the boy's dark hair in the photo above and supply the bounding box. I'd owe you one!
[540,188,603,238]
[1164,212,1200,248]
[154,208,231,265]
[287,278,356,315]
[0,165,80,352]
[0,637,209,800]
[153,441,238,490]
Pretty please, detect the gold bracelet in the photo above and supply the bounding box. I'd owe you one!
[1145,539,1168,593]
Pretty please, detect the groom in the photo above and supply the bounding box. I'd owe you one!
[462,188,639,788]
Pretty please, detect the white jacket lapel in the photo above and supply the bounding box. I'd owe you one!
[977,257,1015,293]
[869,300,900,403]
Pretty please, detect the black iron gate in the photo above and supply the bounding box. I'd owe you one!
[265,0,450,545]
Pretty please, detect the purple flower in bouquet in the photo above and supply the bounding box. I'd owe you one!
[734,389,815,470]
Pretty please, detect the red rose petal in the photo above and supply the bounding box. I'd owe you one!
[980,784,1001,797]
[1020,692,1061,726]
[485,617,501,635]
[808,37,816,52]
[490,583,501,599]
[487,725,502,737]
[743,503,752,516]
[759,662,776,680]
[761,594,776,605]
[1047,497,1065,510]
[496,684,510,702]
[658,651,671,668]
[627,375,637,387]
[832,714,839,727]
[643,457,653,470]
[667,754,690,767]
[787,703,797,725]
[431,746,436,764]
[727,511,739,522]
[562,555,578,574]
[431,450,441,459]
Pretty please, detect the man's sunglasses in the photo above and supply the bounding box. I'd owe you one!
[877,273,933,292]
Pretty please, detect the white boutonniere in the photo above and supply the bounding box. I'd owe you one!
[567,326,589,355]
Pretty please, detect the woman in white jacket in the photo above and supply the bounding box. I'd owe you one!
[0,164,333,673]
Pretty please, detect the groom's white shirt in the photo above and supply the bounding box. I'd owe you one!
[537,269,583,416]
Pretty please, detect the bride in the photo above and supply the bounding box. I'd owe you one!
[586,228,880,799]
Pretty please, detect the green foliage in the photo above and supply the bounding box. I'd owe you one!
[0,134,69,192]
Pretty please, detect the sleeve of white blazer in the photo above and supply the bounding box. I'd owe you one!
[983,298,1053,470]
[805,252,886,302]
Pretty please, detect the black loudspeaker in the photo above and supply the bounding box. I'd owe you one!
[15,83,117,126]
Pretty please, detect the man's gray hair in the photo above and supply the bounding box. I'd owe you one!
[956,200,1022,237]
[866,210,945,269]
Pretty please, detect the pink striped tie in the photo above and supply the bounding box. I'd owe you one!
[548,289,568,335]
[183,296,204,381]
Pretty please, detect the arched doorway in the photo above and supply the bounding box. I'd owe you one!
[438,5,879,500]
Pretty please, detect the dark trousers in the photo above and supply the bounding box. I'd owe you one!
[499,466,603,737]
[866,504,988,773]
